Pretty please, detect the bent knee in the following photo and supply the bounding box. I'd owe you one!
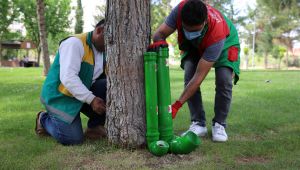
[57,134,84,145]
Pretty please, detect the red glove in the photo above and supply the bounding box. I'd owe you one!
[148,40,168,51]
[172,100,183,119]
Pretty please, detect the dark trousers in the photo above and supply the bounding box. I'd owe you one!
[40,79,107,145]
[183,56,233,127]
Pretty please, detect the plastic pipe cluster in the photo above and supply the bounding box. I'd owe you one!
[144,47,201,156]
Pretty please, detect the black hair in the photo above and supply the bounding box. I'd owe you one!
[181,0,207,26]
[95,19,105,28]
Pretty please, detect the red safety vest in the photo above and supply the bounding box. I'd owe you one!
[176,0,230,57]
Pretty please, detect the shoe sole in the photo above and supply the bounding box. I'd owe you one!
[212,135,228,142]
[198,132,208,137]
[35,111,50,136]
[212,138,228,142]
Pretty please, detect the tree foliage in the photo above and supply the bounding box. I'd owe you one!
[16,0,71,57]
[151,0,179,57]
[94,4,106,26]
[151,0,172,32]
[74,0,83,34]
[254,0,300,67]
[256,0,300,47]
[0,0,19,39]
[205,0,247,25]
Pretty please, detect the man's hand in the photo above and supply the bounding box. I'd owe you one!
[171,100,183,119]
[147,40,168,51]
[91,97,106,115]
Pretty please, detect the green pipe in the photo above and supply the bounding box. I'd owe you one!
[170,131,201,154]
[144,52,160,148]
[144,49,200,156]
[157,47,173,143]
[148,140,169,157]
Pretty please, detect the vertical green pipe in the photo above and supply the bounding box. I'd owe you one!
[144,52,159,147]
[157,47,173,142]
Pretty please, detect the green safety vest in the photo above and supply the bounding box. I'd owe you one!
[176,1,240,84]
[40,32,95,124]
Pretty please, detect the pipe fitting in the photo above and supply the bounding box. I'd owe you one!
[169,131,201,154]
[148,140,169,157]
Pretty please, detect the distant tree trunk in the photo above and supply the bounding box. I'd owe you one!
[74,0,84,34]
[105,0,151,148]
[278,58,281,70]
[37,47,41,66]
[286,50,289,69]
[36,0,50,75]
[245,54,249,70]
[264,53,268,69]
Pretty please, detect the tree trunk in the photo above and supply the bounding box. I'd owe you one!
[105,0,151,148]
[286,49,289,69]
[264,53,268,69]
[245,54,248,70]
[37,47,41,66]
[36,0,50,75]
[278,58,281,70]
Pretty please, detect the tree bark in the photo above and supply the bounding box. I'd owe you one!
[245,54,248,70]
[105,0,151,148]
[264,53,268,69]
[37,47,41,66]
[36,0,50,75]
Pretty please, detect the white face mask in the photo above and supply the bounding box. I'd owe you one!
[183,28,203,40]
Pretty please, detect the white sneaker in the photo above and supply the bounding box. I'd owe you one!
[212,122,228,142]
[182,121,207,137]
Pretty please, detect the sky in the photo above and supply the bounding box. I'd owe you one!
[171,0,256,9]
[80,0,257,32]
[12,0,256,36]
[77,0,106,32]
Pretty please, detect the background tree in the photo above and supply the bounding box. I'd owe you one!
[0,0,19,39]
[36,0,50,75]
[272,45,286,69]
[243,47,250,69]
[0,0,19,65]
[151,0,179,58]
[74,0,84,34]
[17,0,71,65]
[151,0,172,33]
[93,4,106,26]
[255,0,300,68]
[105,0,151,148]
[256,25,273,69]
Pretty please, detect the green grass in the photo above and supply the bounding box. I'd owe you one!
[0,67,299,169]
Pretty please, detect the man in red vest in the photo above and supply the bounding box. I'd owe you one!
[148,0,240,142]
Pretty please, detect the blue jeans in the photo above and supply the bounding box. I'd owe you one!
[183,56,233,127]
[40,79,107,145]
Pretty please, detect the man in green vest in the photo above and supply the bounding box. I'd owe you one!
[35,19,107,145]
[148,0,240,142]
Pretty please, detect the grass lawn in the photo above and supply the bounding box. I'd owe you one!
[0,67,299,169]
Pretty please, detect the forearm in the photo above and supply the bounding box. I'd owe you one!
[178,59,214,104]
[61,74,95,104]
[152,23,175,42]
[153,31,167,42]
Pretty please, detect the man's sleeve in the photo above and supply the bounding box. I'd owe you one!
[202,39,225,62]
[59,37,95,104]
[164,5,179,29]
